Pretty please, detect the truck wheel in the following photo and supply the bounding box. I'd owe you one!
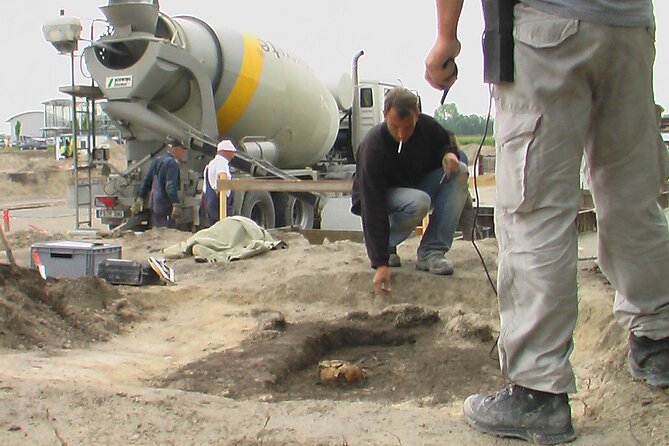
[273,193,314,229]
[240,191,276,229]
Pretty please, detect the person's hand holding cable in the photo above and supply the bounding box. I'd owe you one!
[424,0,463,91]
[425,45,460,92]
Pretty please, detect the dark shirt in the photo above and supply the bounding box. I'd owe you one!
[351,113,458,268]
[139,152,181,204]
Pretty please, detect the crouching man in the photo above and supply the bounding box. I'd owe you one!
[351,87,469,296]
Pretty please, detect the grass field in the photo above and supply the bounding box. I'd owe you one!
[455,135,495,146]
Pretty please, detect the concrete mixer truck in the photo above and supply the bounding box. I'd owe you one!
[46,0,420,231]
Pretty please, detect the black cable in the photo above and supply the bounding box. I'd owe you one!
[440,82,499,359]
[472,86,500,360]
[469,84,497,298]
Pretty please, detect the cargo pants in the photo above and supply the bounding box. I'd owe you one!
[493,3,669,394]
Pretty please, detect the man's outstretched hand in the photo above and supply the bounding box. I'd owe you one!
[373,266,392,298]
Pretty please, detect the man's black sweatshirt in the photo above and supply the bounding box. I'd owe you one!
[351,113,458,268]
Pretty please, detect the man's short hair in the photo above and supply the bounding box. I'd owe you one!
[168,139,186,149]
[384,87,419,118]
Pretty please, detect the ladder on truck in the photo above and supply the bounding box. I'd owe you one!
[74,147,94,228]
[59,85,105,230]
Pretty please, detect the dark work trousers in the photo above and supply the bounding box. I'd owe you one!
[204,170,233,226]
[150,175,176,229]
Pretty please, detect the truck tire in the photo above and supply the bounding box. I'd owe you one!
[240,191,276,229]
[273,193,314,229]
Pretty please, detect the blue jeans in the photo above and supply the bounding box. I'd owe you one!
[387,163,469,258]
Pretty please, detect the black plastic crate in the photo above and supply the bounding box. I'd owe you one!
[97,259,163,286]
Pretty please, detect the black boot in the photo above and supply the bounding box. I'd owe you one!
[463,384,577,445]
[629,333,669,388]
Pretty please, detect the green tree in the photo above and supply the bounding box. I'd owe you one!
[433,103,493,135]
[14,120,22,146]
[81,114,90,131]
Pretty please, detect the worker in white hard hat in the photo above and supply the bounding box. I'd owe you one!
[203,140,237,225]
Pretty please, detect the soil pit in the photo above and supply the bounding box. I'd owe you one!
[159,304,505,405]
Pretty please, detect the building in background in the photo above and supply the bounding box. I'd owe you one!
[41,98,72,142]
[4,97,121,150]
[42,97,120,145]
[5,110,44,145]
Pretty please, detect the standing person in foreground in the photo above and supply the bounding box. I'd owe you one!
[133,139,188,229]
[425,0,669,444]
[203,139,236,225]
[350,86,469,296]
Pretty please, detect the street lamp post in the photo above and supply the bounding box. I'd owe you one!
[69,50,78,224]
[43,10,83,228]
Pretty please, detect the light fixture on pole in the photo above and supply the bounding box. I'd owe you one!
[43,10,83,228]
[42,10,82,55]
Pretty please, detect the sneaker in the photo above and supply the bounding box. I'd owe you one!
[463,384,577,445]
[416,252,454,275]
[629,333,669,388]
[388,253,402,268]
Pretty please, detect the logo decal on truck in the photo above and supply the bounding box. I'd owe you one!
[106,76,133,89]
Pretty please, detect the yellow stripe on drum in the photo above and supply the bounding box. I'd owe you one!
[216,34,265,134]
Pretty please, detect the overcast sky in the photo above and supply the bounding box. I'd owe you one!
[1,1,668,135]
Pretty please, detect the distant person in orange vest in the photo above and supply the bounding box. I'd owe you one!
[62,137,73,158]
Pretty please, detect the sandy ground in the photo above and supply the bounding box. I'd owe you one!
[1,150,668,445]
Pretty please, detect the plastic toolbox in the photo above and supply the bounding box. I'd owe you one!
[97,259,163,286]
[29,240,122,279]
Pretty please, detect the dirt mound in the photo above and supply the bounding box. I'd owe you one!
[107,140,127,172]
[0,150,57,173]
[0,151,72,201]
[0,264,142,350]
[6,229,66,249]
[0,169,70,200]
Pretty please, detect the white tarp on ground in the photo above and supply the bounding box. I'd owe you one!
[163,216,283,263]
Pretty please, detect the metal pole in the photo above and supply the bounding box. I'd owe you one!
[0,222,16,267]
[89,98,96,226]
[71,50,79,229]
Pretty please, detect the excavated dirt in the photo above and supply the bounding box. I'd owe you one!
[0,149,667,445]
[0,264,142,350]
[5,230,66,250]
[0,151,71,201]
